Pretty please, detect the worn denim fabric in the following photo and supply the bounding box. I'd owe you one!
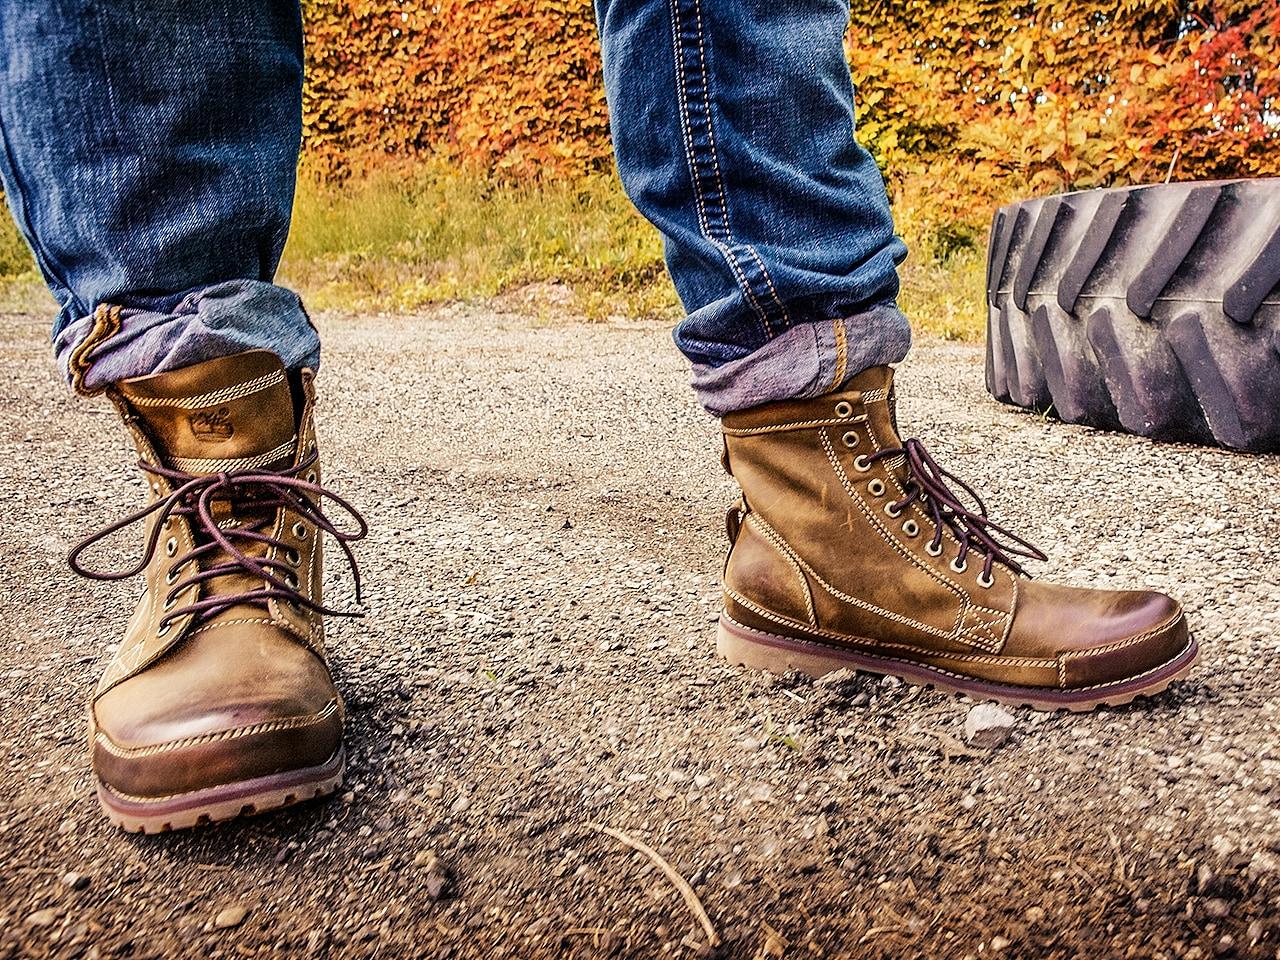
[3,0,908,411]
[595,0,912,413]
[0,1,316,393]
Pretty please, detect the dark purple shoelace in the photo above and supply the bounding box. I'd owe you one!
[68,451,367,632]
[869,438,1047,579]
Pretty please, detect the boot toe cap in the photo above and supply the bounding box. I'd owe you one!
[1007,581,1191,690]
[1056,597,1190,690]
[91,625,343,802]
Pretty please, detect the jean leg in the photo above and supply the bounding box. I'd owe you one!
[595,0,911,415]
[0,1,315,393]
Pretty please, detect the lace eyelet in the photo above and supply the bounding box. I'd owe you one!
[902,519,920,537]
[156,621,171,637]
[285,548,301,565]
[284,572,299,589]
[867,479,886,497]
[164,537,178,557]
[165,568,179,585]
[842,430,859,449]
[950,557,968,574]
[305,472,317,483]
[853,455,871,472]
[292,521,308,539]
[885,503,902,518]
[163,595,176,611]
[978,571,995,589]
[834,401,853,419]
[926,541,944,557]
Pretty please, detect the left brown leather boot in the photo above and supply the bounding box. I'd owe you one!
[69,350,366,832]
[717,365,1198,711]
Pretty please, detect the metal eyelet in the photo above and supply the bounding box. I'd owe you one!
[305,472,317,483]
[842,430,859,448]
[165,568,179,585]
[156,621,171,637]
[926,542,944,557]
[867,479,886,497]
[164,537,178,557]
[292,522,308,539]
[285,548,301,565]
[853,455,871,472]
[950,557,968,574]
[885,503,903,518]
[977,571,995,589]
[163,595,176,611]
[902,520,920,537]
[834,401,853,418]
[284,572,299,589]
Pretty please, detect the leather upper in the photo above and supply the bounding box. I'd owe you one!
[720,366,1188,690]
[88,351,342,800]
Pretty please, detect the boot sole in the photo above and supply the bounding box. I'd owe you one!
[717,613,1199,712]
[96,747,344,834]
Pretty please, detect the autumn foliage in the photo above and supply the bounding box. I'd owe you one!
[301,1,1280,229]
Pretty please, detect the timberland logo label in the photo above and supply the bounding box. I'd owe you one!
[188,407,234,441]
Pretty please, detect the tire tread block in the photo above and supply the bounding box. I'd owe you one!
[985,178,1280,453]
[1224,224,1280,326]
[1125,186,1221,319]
[1167,311,1280,451]
[1029,304,1119,428]
[1085,305,1210,443]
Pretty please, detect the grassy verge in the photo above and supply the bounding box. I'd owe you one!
[280,164,679,322]
[0,166,989,341]
[281,164,986,339]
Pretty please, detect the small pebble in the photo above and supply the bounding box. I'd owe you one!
[213,905,248,930]
[965,704,1016,748]
[61,872,90,891]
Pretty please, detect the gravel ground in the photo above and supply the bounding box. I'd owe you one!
[0,305,1278,960]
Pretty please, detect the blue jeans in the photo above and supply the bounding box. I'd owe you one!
[0,0,910,415]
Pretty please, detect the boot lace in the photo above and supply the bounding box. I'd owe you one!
[68,450,367,633]
[869,438,1046,580]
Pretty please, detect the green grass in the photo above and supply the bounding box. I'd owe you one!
[0,165,988,341]
[0,215,51,313]
[280,163,679,321]
[281,164,986,339]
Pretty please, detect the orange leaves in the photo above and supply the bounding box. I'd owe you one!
[300,0,609,180]
[299,0,1279,218]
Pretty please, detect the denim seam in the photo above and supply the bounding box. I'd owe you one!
[686,0,791,329]
[665,0,768,333]
[0,107,80,320]
[825,319,849,393]
[670,0,789,340]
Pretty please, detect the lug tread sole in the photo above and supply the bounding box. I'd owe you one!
[717,614,1199,714]
[97,750,344,834]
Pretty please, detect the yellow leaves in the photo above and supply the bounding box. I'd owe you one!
[299,0,1280,196]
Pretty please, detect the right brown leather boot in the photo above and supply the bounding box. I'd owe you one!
[69,350,367,832]
[717,365,1198,711]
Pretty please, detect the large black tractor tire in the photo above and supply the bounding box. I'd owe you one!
[984,179,1280,453]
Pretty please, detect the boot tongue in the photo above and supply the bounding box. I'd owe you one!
[116,350,297,474]
[846,365,904,449]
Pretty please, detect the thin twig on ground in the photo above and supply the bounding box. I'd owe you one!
[590,823,720,947]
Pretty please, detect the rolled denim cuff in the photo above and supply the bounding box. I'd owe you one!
[53,280,319,394]
[690,304,912,416]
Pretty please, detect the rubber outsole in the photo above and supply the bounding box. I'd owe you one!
[96,747,344,834]
[717,614,1199,713]
[985,178,1280,453]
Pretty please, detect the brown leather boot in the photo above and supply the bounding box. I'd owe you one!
[717,366,1197,711]
[69,350,366,832]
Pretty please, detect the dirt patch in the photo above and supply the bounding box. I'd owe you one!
[0,308,1277,959]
